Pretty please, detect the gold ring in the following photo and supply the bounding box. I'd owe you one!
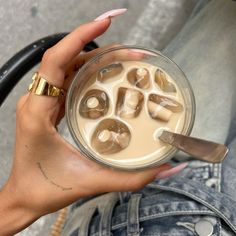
[28,72,65,97]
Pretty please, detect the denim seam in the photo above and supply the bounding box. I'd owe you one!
[99,197,119,236]
[118,192,124,204]
[111,210,215,230]
[211,163,221,192]
[218,163,222,192]
[80,207,97,236]
[151,185,236,234]
[127,194,142,235]
[216,219,222,236]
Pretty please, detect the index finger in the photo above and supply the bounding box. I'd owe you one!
[27,19,111,115]
[39,19,111,88]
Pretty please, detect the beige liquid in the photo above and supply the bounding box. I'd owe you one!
[76,61,186,168]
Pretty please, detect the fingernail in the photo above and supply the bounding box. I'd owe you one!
[94,8,127,21]
[155,162,188,180]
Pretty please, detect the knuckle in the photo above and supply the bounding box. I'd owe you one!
[42,48,55,65]
[78,36,86,47]
[17,108,46,135]
[22,118,44,135]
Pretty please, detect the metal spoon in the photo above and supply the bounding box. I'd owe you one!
[159,130,229,163]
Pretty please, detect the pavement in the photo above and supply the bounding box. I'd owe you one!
[0,0,196,235]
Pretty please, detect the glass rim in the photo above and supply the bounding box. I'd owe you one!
[66,45,196,171]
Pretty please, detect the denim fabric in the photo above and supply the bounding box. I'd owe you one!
[163,0,236,145]
[62,157,236,235]
[62,0,236,235]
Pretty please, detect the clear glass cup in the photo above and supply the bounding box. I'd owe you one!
[66,45,195,170]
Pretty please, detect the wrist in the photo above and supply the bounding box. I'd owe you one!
[0,183,39,235]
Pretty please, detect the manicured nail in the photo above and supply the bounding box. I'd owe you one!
[156,162,188,180]
[94,8,127,21]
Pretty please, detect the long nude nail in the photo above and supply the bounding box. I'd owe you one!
[94,8,127,21]
[156,162,188,180]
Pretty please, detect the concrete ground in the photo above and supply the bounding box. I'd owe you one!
[0,0,196,235]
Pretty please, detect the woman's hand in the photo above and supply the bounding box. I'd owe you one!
[0,14,186,235]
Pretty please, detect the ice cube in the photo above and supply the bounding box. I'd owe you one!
[155,69,176,92]
[147,101,173,122]
[116,87,144,118]
[79,89,109,119]
[97,62,123,82]
[149,94,183,113]
[127,68,150,89]
[91,119,131,154]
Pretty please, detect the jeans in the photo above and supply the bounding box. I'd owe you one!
[62,0,236,235]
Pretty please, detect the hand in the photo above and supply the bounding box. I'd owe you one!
[0,18,181,235]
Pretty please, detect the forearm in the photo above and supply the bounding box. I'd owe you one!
[0,184,38,236]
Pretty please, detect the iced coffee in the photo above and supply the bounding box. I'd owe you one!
[66,46,195,170]
[76,61,185,167]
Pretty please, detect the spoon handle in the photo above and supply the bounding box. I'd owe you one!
[159,131,229,163]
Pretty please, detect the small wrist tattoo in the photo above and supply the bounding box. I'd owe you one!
[37,162,72,191]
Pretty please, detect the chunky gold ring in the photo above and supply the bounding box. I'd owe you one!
[28,72,65,97]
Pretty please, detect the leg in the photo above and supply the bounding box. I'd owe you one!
[163,0,236,144]
[163,0,236,200]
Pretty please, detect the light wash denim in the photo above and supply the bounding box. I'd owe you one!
[62,0,236,235]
